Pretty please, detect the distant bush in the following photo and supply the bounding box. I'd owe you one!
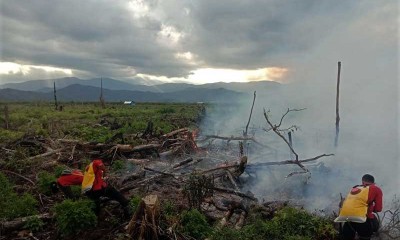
[0,173,38,220]
[158,107,176,114]
[53,199,97,236]
[180,209,212,239]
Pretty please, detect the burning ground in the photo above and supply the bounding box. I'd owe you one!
[0,95,398,239]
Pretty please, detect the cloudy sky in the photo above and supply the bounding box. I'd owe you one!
[0,0,398,85]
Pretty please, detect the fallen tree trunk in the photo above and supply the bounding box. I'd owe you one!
[162,128,189,138]
[200,135,271,148]
[27,148,65,160]
[172,157,193,168]
[0,213,52,234]
[247,154,334,168]
[211,186,257,201]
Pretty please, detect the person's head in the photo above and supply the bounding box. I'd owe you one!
[362,174,375,185]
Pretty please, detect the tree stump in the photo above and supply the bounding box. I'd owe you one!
[127,195,160,240]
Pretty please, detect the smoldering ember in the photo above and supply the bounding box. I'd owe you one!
[0,92,398,240]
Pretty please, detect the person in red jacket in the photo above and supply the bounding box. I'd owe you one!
[83,159,130,216]
[51,169,84,199]
[342,174,383,240]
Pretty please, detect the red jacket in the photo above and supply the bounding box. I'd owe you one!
[91,159,107,191]
[366,183,383,218]
[57,170,84,187]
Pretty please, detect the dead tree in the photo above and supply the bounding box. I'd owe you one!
[335,61,341,147]
[244,91,256,137]
[53,81,58,111]
[100,77,106,109]
[263,108,334,178]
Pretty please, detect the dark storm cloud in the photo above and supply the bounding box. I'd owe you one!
[181,0,357,68]
[0,0,397,83]
[0,0,193,81]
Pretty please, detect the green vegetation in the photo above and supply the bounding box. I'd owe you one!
[0,102,340,239]
[129,195,142,213]
[0,173,38,220]
[37,171,57,195]
[0,102,204,144]
[210,206,337,240]
[111,159,125,172]
[24,216,45,232]
[180,209,212,239]
[53,199,97,237]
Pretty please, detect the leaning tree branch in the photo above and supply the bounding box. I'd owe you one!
[244,91,256,137]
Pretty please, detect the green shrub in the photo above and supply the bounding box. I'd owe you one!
[112,160,125,172]
[163,200,178,217]
[0,173,38,220]
[211,227,242,240]
[180,209,212,239]
[210,206,337,240]
[158,107,176,114]
[24,216,45,232]
[54,165,68,178]
[53,199,97,236]
[37,171,57,195]
[265,207,337,239]
[129,195,142,213]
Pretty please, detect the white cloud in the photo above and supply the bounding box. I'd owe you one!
[0,62,72,75]
[157,24,184,46]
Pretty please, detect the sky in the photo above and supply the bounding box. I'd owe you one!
[0,0,398,85]
[0,0,399,214]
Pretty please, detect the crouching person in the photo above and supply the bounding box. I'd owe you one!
[82,159,131,217]
[334,174,383,240]
[51,169,84,199]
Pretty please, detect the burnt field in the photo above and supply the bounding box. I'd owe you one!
[0,102,398,240]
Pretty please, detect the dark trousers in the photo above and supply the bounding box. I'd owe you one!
[342,219,374,240]
[86,185,129,214]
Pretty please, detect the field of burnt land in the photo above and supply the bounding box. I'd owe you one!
[0,102,398,240]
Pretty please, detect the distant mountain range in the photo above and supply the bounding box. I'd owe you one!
[0,77,281,102]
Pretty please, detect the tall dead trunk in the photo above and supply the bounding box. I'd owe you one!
[335,61,341,147]
[100,77,105,109]
[4,105,9,129]
[54,82,58,110]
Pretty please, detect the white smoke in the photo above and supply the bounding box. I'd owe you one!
[199,62,399,215]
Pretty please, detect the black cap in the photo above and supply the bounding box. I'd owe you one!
[362,174,375,183]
